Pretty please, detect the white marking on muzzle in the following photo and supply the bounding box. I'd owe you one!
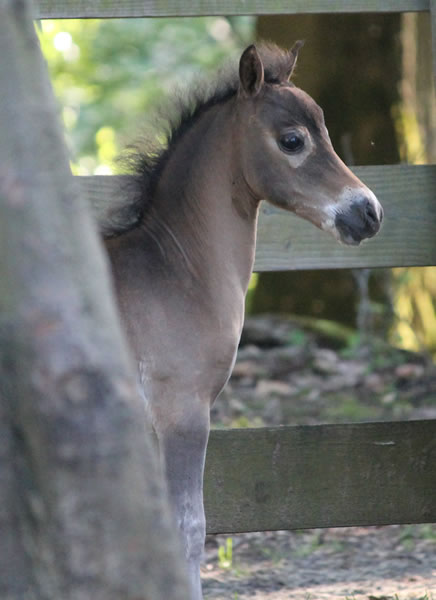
[320,184,382,239]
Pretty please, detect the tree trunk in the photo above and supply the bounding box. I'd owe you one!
[398,12,436,163]
[0,1,190,599]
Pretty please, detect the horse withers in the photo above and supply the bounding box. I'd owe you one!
[102,43,383,599]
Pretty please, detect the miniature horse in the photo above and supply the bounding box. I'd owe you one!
[102,43,383,599]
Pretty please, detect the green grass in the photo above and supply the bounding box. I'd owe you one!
[218,537,233,569]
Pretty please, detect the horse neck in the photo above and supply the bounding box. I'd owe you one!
[143,99,260,298]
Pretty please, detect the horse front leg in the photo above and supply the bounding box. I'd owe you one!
[157,402,210,600]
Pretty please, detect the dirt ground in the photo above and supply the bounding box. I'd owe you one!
[202,315,436,600]
[202,526,435,599]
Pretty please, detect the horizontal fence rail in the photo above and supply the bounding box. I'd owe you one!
[204,420,436,534]
[81,164,436,271]
[36,0,430,19]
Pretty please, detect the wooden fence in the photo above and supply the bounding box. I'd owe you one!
[37,0,436,534]
[35,0,434,18]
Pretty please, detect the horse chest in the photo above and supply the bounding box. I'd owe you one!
[133,295,243,406]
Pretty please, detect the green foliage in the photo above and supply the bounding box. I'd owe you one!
[292,530,325,558]
[230,415,264,429]
[397,523,436,550]
[244,273,259,314]
[289,315,356,349]
[217,536,233,569]
[325,394,382,422]
[391,267,436,358]
[38,16,255,174]
[287,327,307,347]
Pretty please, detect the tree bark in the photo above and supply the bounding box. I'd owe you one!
[399,12,436,164]
[0,1,190,599]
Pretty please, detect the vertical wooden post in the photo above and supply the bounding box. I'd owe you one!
[0,1,190,599]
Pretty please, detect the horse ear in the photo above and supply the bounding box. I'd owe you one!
[239,45,264,97]
[286,40,305,80]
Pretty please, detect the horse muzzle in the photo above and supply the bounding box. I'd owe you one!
[334,192,383,246]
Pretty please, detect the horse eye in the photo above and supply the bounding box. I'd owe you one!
[279,132,304,153]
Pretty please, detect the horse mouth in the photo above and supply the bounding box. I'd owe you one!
[338,230,364,246]
[334,198,383,246]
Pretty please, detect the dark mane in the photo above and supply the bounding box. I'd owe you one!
[111,44,295,238]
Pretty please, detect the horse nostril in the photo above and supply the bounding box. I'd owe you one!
[364,199,377,225]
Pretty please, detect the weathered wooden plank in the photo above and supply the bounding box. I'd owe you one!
[36,0,430,19]
[80,164,436,271]
[204,420,436,534]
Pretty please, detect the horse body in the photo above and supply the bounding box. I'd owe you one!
[106,98,252,598]
[103,43,383,599]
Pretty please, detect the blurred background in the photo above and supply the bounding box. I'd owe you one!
[38,13,436,360]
